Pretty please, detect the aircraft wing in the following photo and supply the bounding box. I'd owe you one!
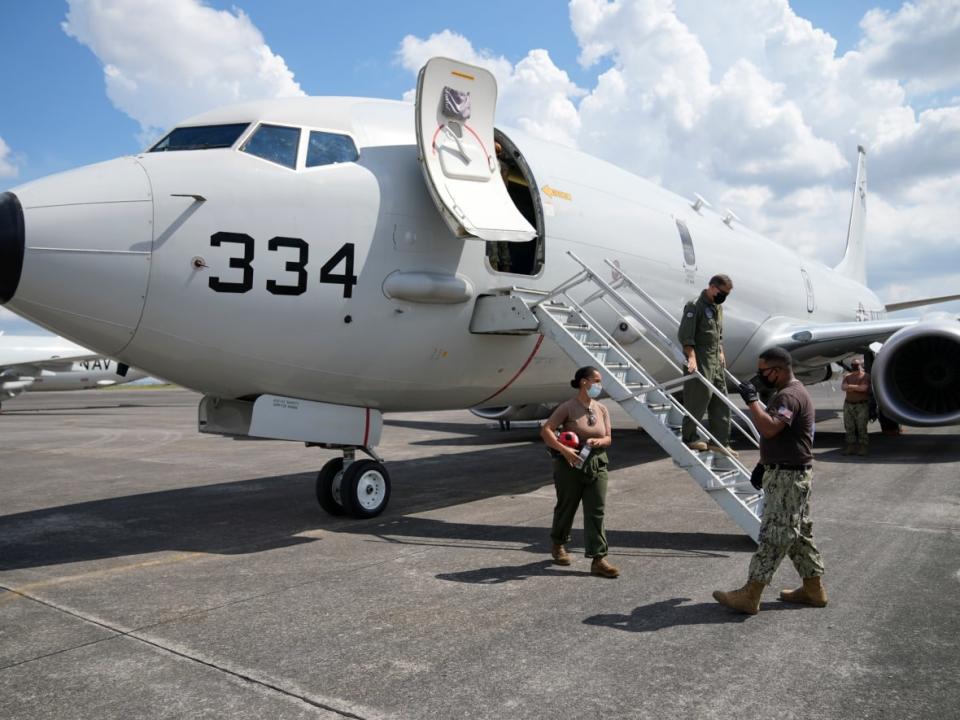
[0,342,98,370]
[885,293,960,312]
[767,317,920,363]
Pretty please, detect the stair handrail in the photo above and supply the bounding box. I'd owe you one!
[595,295,687,374]
[526,270,591,309]
[599,256,760,415]
[600,258,689,342]
[559,252,760,445]
[558,291,758,468]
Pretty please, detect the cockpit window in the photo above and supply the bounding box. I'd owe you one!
[240,124,301,169]
[150,123,249,152]
[306,131,359,167]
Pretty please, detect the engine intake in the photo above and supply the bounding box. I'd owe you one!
[872,321,960,427]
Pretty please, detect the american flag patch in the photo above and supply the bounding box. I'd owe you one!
[775,406,794,422]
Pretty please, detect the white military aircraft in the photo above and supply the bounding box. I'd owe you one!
[0,332,148,409]
[1,57,957,520]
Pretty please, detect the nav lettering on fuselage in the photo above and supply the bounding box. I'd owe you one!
[79,358,112,372]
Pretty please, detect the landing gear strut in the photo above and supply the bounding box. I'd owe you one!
[314,447,391,519]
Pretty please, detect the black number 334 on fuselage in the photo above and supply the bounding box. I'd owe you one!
[207,234,357,298]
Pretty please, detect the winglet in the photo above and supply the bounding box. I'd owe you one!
[834,145,867,285]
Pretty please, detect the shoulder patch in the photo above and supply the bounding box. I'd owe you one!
[686,311,694,318]
[775,406,794,422]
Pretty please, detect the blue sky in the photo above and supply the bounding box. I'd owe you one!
[1,0,957,334]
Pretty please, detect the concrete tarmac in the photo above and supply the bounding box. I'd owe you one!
[1,387,958,719]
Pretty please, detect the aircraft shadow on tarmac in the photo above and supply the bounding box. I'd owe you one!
[582,597,803,632]
[812,430,960,464]
[0,437,752,571]
[362,518,752,561]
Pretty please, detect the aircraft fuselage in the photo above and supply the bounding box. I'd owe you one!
[2,98,884,411]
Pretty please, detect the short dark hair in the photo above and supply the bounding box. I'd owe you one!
[571,365,600,389]
[709,274,732,289]
[759,346,792,368]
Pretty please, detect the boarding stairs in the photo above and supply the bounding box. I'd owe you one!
[497,252,764,541]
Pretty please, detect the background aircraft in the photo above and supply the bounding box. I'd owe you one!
[0,57,956,520]
[0,333,148,410]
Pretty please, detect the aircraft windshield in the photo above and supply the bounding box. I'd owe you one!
[149,124,250,152]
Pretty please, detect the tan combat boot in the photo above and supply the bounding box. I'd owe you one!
[857,444,868,456]
[590,556,620,578]
[779,576,828,607]
[712,580,765,614]
[551,544,572,566]
[708,444,740,459]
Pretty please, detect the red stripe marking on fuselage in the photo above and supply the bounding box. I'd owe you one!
[475,335,545,406]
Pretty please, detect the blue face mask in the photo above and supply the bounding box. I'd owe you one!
[587,383,602,399]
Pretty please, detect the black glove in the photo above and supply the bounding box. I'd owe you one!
[738,381,758,405]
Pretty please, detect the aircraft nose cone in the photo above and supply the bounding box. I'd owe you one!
[5,157,153,354]
[0,191,25,304]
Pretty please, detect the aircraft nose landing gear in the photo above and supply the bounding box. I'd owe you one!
[315,447,391,519]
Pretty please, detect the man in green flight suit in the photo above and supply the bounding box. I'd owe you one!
[677,274,737,457]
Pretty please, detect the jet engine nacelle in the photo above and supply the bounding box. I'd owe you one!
[872,321,960,427]
[470,403,556,422]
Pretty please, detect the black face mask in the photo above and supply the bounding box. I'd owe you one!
[752,370,775,390]
[713,290,728,304]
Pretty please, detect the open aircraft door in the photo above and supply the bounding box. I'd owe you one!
[415,57,537,243]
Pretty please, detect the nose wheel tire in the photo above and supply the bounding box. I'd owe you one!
[340,459,391,519]
[316,457,346,516]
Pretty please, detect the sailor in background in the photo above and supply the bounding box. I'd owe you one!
[841,357,871,455]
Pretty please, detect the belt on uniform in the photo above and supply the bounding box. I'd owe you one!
[764,463,812,471]
[845,400,868,404]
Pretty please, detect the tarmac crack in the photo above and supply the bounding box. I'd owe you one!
[0,584,370,719]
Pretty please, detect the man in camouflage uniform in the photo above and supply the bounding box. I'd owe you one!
[677,274,737,457]
[841,357,871,455]
[713,346,828,615]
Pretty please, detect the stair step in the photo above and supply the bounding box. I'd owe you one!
[604,362,631,382]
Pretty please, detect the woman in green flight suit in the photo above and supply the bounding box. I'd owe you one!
[540,366,619,578]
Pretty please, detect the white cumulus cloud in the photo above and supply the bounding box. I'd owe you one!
[859,0,960,96]
[397,30,583,146]
[62,0,304,144]
[396,1,960,311]
[0,136,19,179]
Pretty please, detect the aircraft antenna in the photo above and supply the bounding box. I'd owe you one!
[690,194,710,213]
